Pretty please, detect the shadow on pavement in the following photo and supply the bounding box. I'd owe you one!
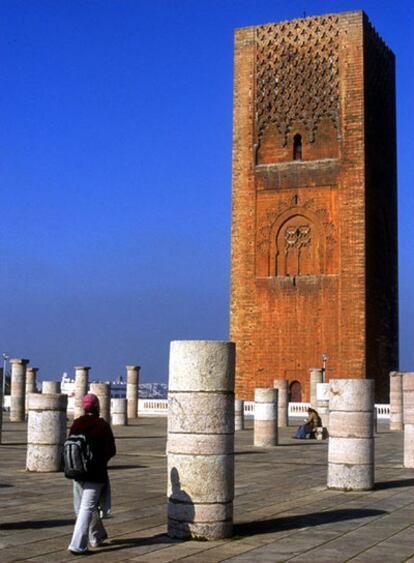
[109,464,147,470]
[375,478,414,490]
[1,519,74,530]
[114,436,165,440]
[100,533,180,552]
[234,451,268,456]
[0,442,27,446]
[234,508,388,536]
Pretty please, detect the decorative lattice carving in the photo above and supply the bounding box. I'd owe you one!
[256,15,340,143]
[284,225,311,251]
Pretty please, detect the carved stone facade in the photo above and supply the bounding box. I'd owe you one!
[231,11,398,402]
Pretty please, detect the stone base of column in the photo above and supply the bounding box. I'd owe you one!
[404,424,414,468]
[234,400,244,431]
[112,398,128,426]
[27,444,64,473]
[327,462,374,491]
[168,504,233,540]
[254,420,277,447]
[390,420,403,432]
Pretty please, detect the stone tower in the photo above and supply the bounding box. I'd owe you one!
[230,11,398,402]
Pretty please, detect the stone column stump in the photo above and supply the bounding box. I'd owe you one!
[254,388,278,447]
[111,398,127,426]
[42,381,61,394]
[26,367,38,393]
[26,393,68,472]
[235,399,244,431]
[316,382,330,430]
[328,379,375,490]
[90,383,111,423]
[126,365,140,418]
[310,368,323,408]
[10,358,29,422]
[273,379,289,427]
[390,371,403,431]
[74,366,90,419]
[167,340,235,540]
[403,372,414,468]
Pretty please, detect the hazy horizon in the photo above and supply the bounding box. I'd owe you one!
[1,0,413,384]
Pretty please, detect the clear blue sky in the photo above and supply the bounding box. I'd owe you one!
[1,0,413,383]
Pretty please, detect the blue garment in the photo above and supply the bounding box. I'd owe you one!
[295,425,307,439]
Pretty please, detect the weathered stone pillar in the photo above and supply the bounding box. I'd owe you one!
[74,366,90,419]
[167,340,235,540]
[26,393,68,472]
[403,372,414,468]
[42,381,61,394]
[328,379,374,490]
[254,388,278,447]
[235,399,244,431]
[26,368,38,395]
[0,368,3,443]
[316,383,330,429]
[10,359,29,422]
[111,398,127,426]
[126,365,140,418]
[390,371,403,431]
[273,379,289,427]
[310,368,323,408]
[90,383,111,422]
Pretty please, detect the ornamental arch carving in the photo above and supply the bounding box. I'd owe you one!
[271,210,324,276]
[256,197,336,277]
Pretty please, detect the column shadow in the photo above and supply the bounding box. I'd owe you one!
[375,478,414,490]
[234,508,388,536]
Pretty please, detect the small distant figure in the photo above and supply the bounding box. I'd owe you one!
[67,393,116,555]
[294,407,321,439]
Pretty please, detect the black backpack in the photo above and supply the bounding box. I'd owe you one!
[63,434,93,480]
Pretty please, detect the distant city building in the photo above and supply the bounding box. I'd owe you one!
[60,373,168,399]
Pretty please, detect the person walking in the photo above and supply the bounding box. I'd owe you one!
[68,393,116,555]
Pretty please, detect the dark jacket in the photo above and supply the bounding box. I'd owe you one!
[70,414,116,482]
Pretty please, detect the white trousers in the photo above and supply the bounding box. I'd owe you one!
[68,481,107,553]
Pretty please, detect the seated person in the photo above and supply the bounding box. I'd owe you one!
[294,408,322,439]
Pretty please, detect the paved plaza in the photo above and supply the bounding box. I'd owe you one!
[0,416,413,562]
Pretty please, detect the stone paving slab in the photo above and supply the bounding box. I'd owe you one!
[0,417,413,562]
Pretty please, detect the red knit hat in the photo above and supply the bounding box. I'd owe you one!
[82,393,100,413]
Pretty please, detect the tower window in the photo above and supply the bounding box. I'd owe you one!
[293,134,302,161]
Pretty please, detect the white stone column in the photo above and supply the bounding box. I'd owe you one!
[273,379,288,427]
[310,368,323,408]
[126,365,140,418]
[42,381,61,394]
[403,372,414,468]
[90,383,111,422]
[328,379,374,490]
[167,340,235,540]
[111,398,128,426]
[26,393,68,472]
[26,367,38,395]
[10,358,29,422]
[316,382,330,430]
[74,366,90,419]
[390,371,403,431]
[235,399,244,431]
[254,388,278,447]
